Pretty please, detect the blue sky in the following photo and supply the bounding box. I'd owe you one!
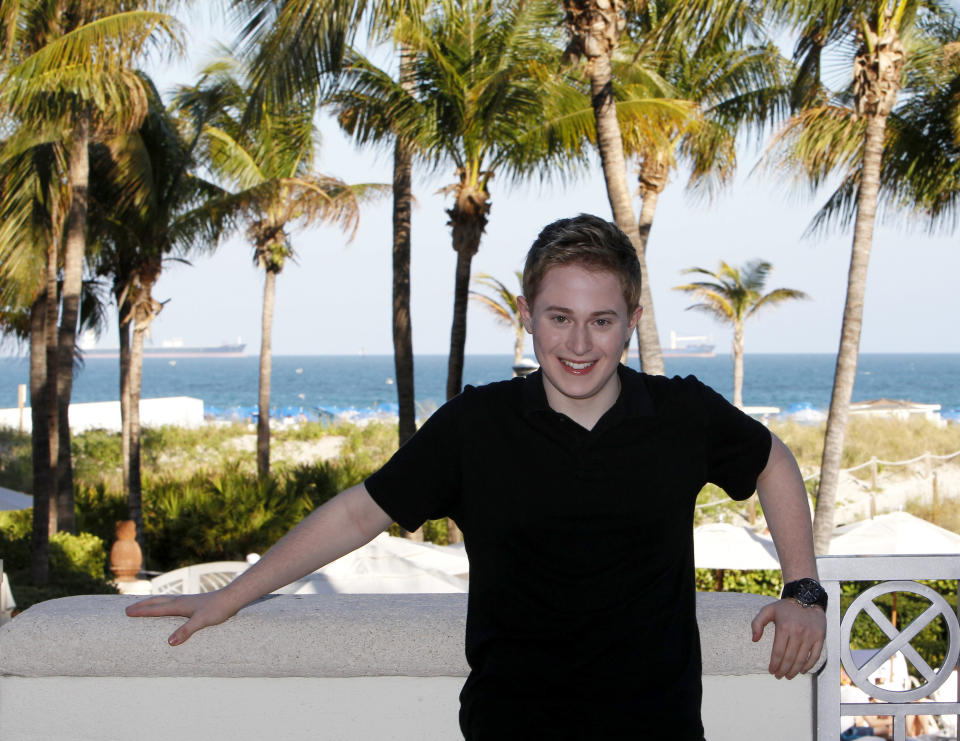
[85,6,960,357]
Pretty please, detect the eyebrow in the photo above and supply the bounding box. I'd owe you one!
[543,305,619,317]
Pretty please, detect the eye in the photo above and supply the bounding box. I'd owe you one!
[595,318,612,327]
[551,314,568,324]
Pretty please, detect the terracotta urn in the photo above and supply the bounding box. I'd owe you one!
[110,520,142,582]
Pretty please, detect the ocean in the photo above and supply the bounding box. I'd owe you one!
[1,353,959,422]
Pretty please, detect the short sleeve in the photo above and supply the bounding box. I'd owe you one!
[694,379,772,500]
[364,390,466,531]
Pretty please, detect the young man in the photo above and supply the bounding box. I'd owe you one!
[128,214,826,740]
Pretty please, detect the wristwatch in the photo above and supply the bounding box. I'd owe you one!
[781,578,828,610]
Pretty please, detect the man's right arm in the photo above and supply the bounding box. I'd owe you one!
[125,483,394,645]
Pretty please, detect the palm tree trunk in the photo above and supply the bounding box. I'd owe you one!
[392,137,416,446]
[446,247,474,401]
[55,115,90,535]
[588,54,664,375]
[812,113,887,555]
[29,292,52,586]
[258,268,278,478]
[43,232,59,540]
[732,323,744,409]
[119,303,131,501]
[128,300,147,549]
[445,183,489,400]
[393,42,417,448]
[634,160,667,374]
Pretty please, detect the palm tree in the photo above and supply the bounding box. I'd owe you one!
[0,0,177,582]
[561,0,672,373]
[231,0,429,447]
[338,0,586,401]
[763,0,950,554]
[470,271,526,367]
[0,141,64,583]
[673,260,808,409]
[88,75,229,546]
[191,62,386,478]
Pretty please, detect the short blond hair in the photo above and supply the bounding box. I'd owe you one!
[522,214,641,310]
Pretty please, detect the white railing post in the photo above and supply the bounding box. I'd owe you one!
[816,555,960,741]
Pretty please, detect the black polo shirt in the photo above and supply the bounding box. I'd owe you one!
[365,366,772,740]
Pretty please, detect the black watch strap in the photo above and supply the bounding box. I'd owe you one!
[781,578,828,609]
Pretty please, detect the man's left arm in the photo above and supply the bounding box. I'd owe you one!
[751,432,826,679]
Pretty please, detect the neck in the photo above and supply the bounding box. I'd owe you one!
[542,372,621,431]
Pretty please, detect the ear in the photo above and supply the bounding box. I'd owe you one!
[518,296,533,334]
[628,305,643,333]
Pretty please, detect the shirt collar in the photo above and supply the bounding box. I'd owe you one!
[521,364,655,421]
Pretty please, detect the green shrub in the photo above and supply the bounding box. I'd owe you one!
[50,531,108,580]
[0,509,31,572]
[0,428,32,493]
[142,466,314,569]
[75,483,129,547]
[0,508,32,539]
[388,518,451,544]
[695,568,782,596]
[0,513,117,610]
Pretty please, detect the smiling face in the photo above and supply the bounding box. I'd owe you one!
[518,263,641,427]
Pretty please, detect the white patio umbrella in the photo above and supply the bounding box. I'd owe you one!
[277,533,470,595]
[0,486,32,511]
[829,511,960,555]
[693,523,780,570]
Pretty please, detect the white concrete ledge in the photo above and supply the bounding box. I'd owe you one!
[0,592,821,741]
[0,592,811,678]
[0,594,469,678]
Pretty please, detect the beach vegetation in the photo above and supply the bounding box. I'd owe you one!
[772,417,960,484]
[907,497,960,536]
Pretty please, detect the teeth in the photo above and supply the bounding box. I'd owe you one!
[562,360,594,370]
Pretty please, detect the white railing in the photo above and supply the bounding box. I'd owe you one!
[817,554,960,741]
[149,561,249,595]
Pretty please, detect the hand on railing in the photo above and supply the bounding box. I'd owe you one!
[125,591,243,646]
[750,599,826,679]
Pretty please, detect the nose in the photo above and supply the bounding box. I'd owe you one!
[567,322,591,355]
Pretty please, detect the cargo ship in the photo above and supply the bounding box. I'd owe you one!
[82,338,246,359]
[663,331,715,358]
[630,330,716,358]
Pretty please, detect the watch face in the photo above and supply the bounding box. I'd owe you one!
[787,579,827,605]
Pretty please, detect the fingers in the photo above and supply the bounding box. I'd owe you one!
[168,616,204,646]
[125,596,194,618]
[801,635,825,674]
[764,600,827,679]
[751,603,775,642]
